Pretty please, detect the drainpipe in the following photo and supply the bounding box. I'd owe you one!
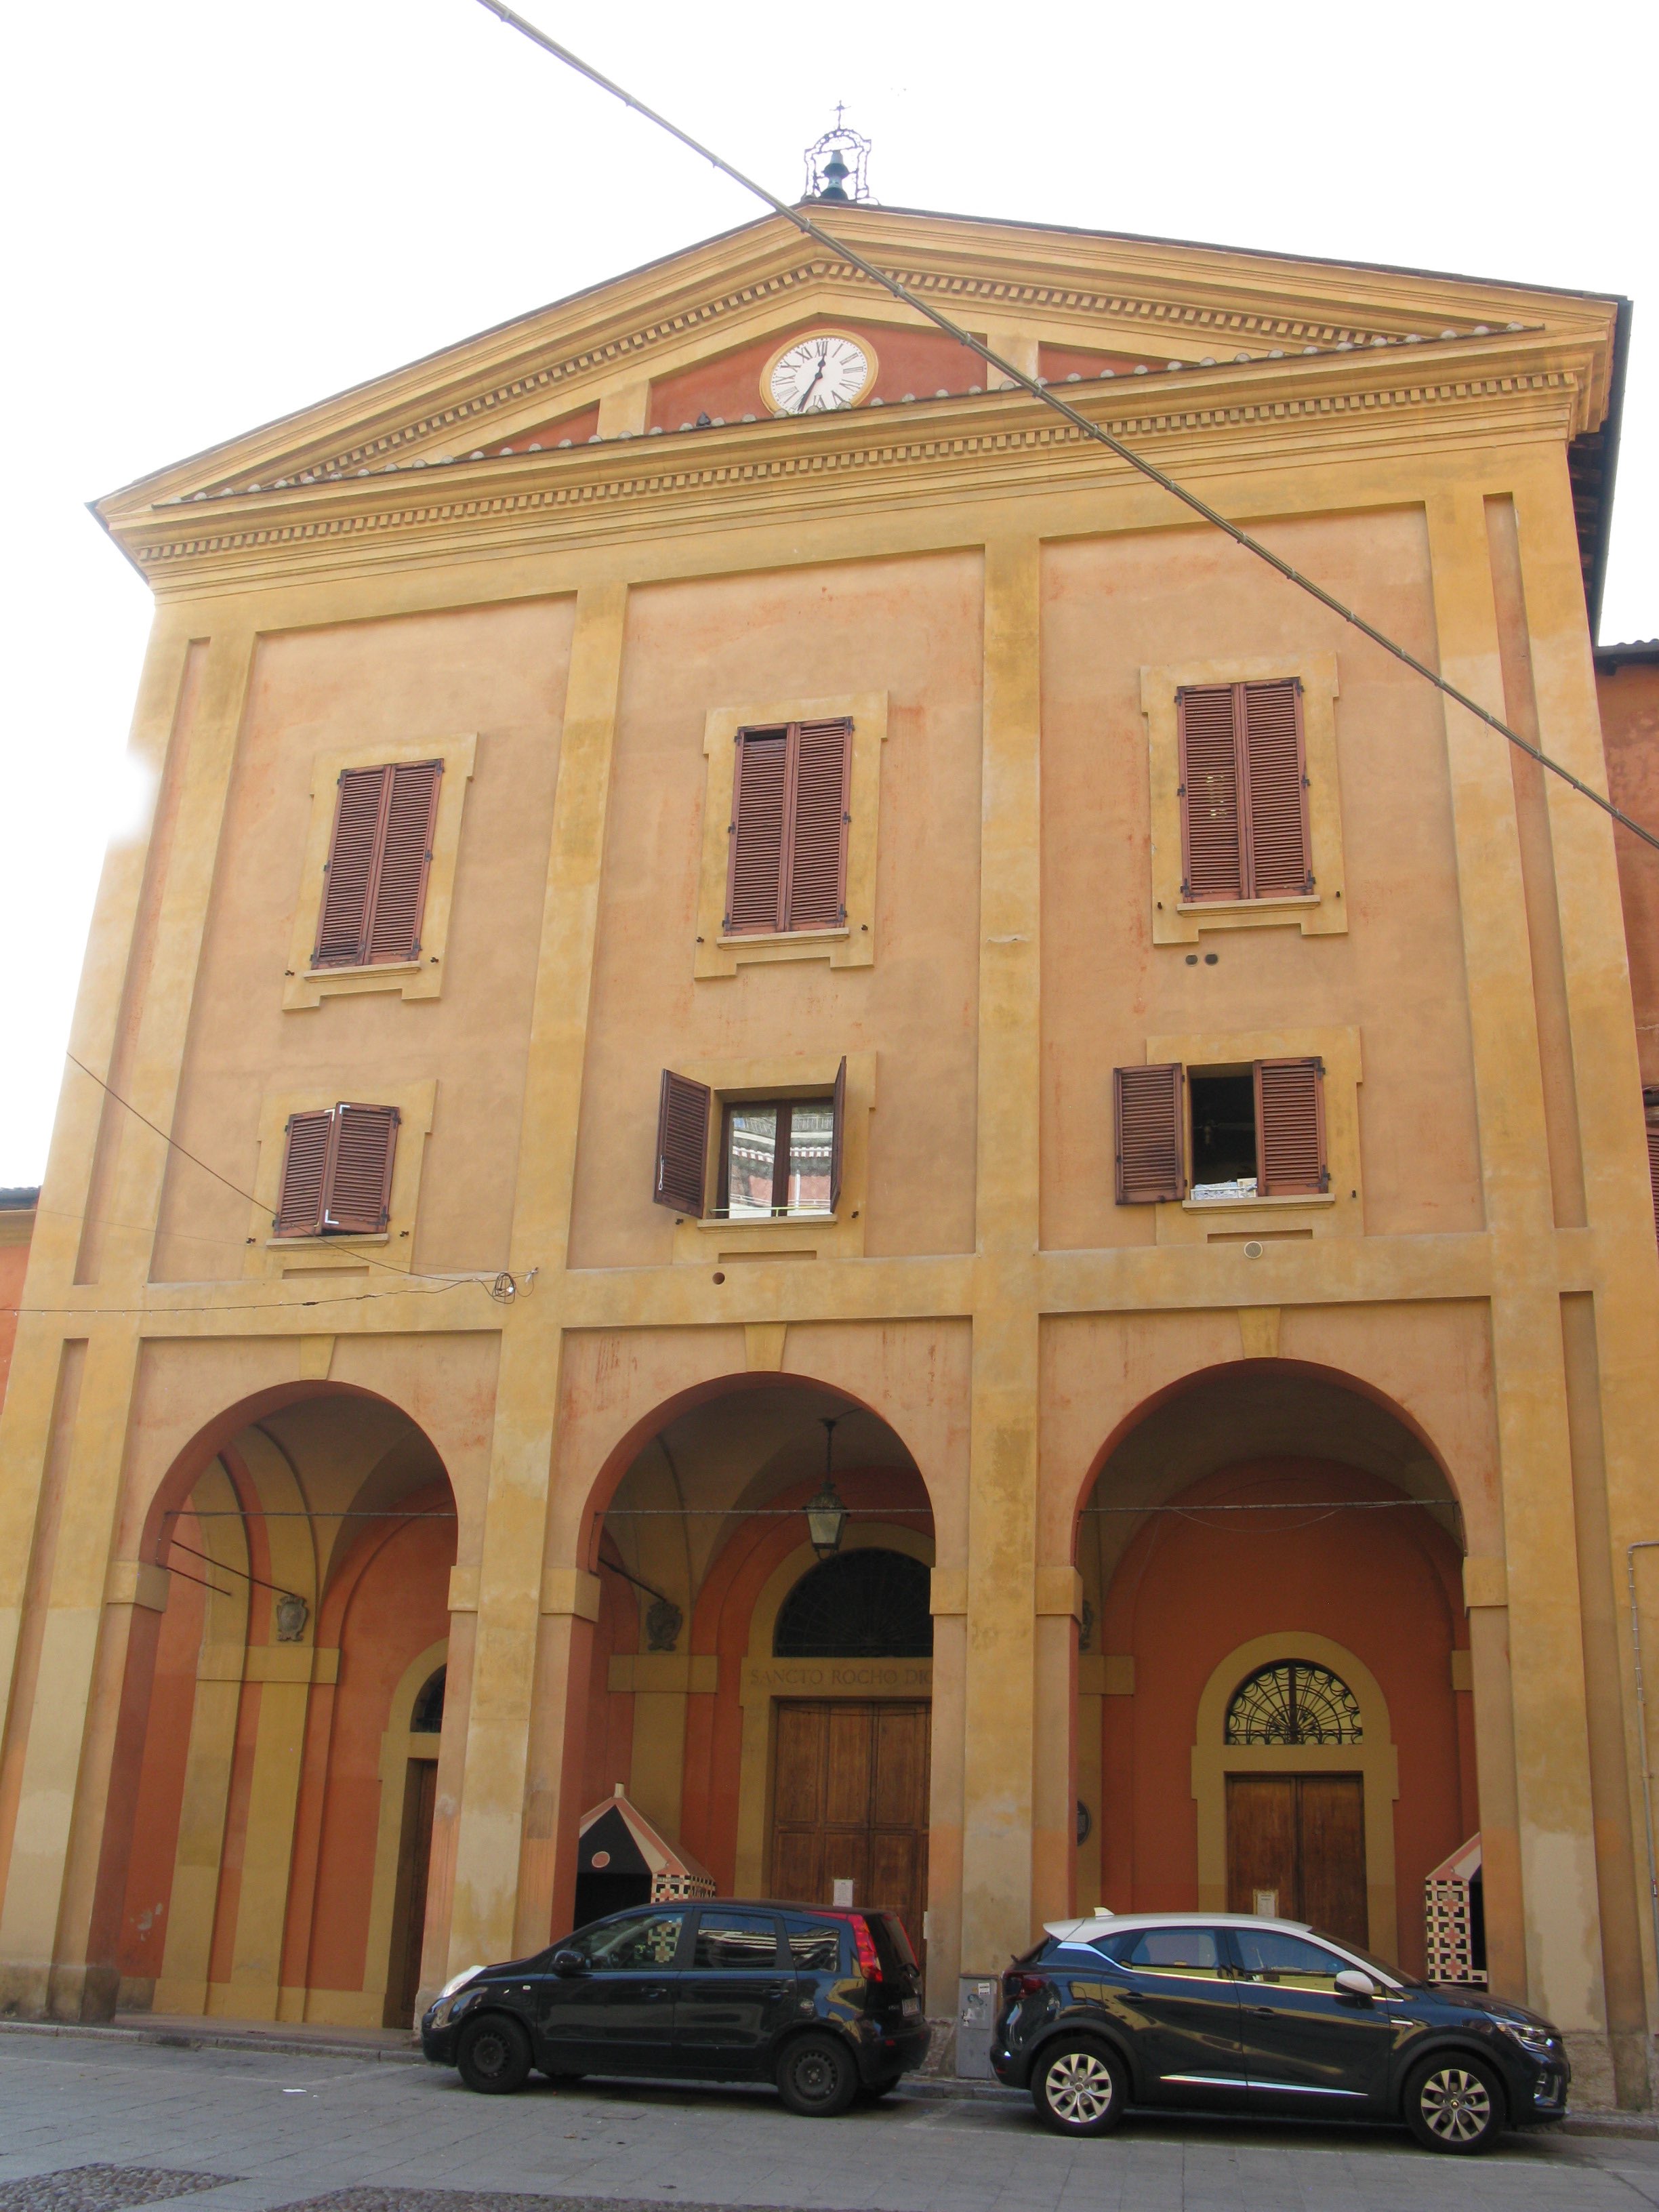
[1626,1542,1659,2011]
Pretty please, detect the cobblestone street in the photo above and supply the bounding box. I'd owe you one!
[3,2031,1659,2212]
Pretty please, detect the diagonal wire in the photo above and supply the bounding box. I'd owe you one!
[472,0,1658,856]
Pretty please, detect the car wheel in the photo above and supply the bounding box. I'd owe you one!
[1031,2038,1127,2137]
[456,2013,533,2095]
[1404,2053,1506,2154]
[776,2032,859,2117]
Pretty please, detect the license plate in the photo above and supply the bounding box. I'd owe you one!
[901,1996,921,2016]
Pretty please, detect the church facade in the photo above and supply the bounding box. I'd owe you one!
[1,197,1656,2106]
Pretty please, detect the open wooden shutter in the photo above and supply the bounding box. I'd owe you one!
[1177,687,1244,901]
[274,1109,333,1235]
[725,727,789,933]
[1255,1057,1327,1193]
[314,766,391,966]
[828,1055,848,1212]
[323,1103,400,1231]
[654,1069,711,1215]
[784,718,853,930]
[365,761,443,962]
[1114,1063,1186,1202]
[1645,1091,1659,1248]
[1241,679,1311,896]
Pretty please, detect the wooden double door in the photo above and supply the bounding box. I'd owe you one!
[1226,1773,1368,1947]
[770,1700,929,1960]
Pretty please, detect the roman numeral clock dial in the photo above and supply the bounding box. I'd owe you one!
[764,332,876,415]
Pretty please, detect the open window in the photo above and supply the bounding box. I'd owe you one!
[273,1102,400,1235]
[1645,1089,1659,1246]
[653,1060,846,1221]
[1114,1057,1327,1203]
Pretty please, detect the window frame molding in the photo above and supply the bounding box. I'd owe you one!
[284,733,476,1009]
[245,1078,436,1277]
[695,692,886,979]
[1144,1024,1361,1244]
[1141,653,1345,945]
[665,1051,875,1261]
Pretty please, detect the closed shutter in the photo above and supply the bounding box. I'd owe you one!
[784,719,853,929]
[314,766,390,966]
[1645,1092,1659,1248]
[365,762,443,962]
[1241,679,1311,896]
[726,727,789,933]
[829,1055,848,1212]
[1178,687,1245,900]
[323,1103,401,1232]
[1255,1058,1327,1194]
[1114,1063,1186,1203]
[654,1069,711,1215]
[274,1109,333,1235]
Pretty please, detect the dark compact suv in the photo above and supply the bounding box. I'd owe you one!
[422,1898,928,2115]
[991,1913,1568,2154]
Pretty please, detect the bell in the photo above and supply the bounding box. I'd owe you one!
[819,147,850,203]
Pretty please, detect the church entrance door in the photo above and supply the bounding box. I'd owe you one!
[769,1700,929,1962]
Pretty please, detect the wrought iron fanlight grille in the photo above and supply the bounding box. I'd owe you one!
[773,1548,933,1659]
[1225,1660,1361,1746]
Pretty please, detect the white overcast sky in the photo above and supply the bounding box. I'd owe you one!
[2,0,1654,1185]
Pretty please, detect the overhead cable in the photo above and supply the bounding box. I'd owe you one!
[473,0,1658,855]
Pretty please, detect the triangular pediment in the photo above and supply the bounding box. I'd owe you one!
[98,203,1620,558]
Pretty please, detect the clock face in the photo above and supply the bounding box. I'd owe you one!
[764,332,876,415]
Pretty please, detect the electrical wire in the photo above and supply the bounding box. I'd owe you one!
[164,1533,304,1603]
[473,0,1659,856]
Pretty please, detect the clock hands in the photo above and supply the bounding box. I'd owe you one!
[792,361,827,412]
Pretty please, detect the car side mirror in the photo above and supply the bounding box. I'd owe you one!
[552,1949,587,1978]
[1334,1969,1376,1999]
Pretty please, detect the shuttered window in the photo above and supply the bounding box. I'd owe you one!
[273,1103,400,1236]
[654,1063,848,1219]
[1255,1058,1328,1194]
[313,761,443,968]
[654,1070,712,1216]
[1113,1063,1187,1203]
[1176,680,1311,902]
[724,719,853,935]
[1645,1091,1659,1248]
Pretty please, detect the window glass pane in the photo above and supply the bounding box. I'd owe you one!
[1117,1927,1221,1972]
[1233,1929,1343,1986]
[785,1918,845,1971]
[576,1911,685,1969]
[693,1912,781,1970]
[726,1107,777,1216]
[785,1103,834,1213]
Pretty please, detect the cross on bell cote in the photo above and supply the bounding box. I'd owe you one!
[803,113,872,204]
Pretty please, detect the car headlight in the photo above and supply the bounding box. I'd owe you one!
[426,1965,485,2028]
[1496,2018,1559,2060]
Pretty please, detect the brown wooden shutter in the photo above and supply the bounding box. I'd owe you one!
[654,1069,711,1215]
[1240,679,1311,896]
[784,718,853,930]
[1177,687,1244,901]
[1645,1091,1659,1248]
[1255,1057,1327,1194]
[829,1055,848,1212]
[1114,1063,1186,1202]
[364,761,443,962]
[725,727,789,933]
[323,1103,400,1232]
[274,1109,333,1235]
[314,766,390,966]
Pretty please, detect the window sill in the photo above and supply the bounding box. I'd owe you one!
[1179,1192,1333,1212]
[304,960,421,979]
[691,1211,836,1230]
[266,1231,391,1248]
[715,928,848,948]
[1176,895,1319,916]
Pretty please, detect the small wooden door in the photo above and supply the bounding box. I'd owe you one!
[770,1701,929,1961]
[1226,1774,1367,1947]
[385,1757,438,2028]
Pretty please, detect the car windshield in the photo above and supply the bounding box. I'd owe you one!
[1307,1931,1424,1989]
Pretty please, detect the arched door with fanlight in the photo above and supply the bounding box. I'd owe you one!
[1223,1659,1368,1944]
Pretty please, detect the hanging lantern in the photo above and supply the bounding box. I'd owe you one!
[806,1415,848,1557]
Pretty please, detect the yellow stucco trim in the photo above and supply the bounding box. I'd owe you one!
[283,731,476,1009]
[245,1079,436,1278]
[1191,1631,1399,1962]
[1146,1023,1363,1243]
[1142,651,1345,945]
[695,692,886,978]
[668,1051,876,1261]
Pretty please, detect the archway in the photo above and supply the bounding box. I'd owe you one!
[112,1387,458,2028]
[1075,1364,1469,1978]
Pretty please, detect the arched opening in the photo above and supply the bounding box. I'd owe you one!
[1075,1363,1469,1975]
[112,1388,458,2029]
[579,1378,935,1970]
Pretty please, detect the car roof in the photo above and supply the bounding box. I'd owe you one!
[1046,1912,1317,1939]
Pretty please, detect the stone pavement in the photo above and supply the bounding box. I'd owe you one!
[4,2028,1659,2212]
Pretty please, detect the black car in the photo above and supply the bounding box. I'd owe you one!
[991,1912,1568,2154]
[422,1898,928,2116]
